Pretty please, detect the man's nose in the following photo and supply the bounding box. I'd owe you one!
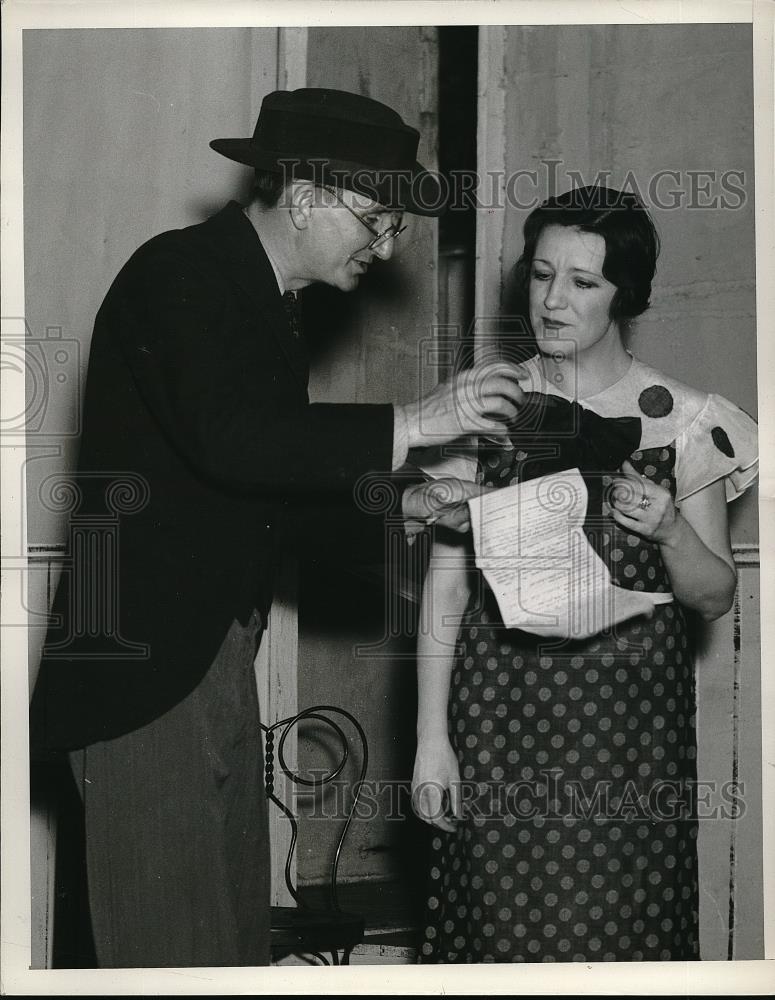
[372,238,395,262]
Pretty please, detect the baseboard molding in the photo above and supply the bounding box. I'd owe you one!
[274,942,417,966]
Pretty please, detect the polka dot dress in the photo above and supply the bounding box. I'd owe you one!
[416,361,726,964]
[419,597,699,962]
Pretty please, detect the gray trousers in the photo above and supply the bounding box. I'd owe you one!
[69,613,270,968]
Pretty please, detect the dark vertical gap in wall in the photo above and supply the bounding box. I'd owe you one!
[39,758,97,967]
[437,26,478,373]
[727,587,742,960]
[362,28,482,942]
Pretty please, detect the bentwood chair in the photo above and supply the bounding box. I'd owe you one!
[260,705,369,965]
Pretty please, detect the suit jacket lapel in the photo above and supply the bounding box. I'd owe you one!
[196,201,309,387]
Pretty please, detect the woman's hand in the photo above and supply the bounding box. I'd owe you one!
[610,459,679,544]
[611,462,736,621]
[411,736,464,833]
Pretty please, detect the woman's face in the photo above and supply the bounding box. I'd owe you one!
[529,224,619,357]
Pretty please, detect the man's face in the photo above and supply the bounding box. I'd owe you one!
[307,188,403,292]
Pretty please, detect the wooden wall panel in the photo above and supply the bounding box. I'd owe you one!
[695,553,762,959]
[23,26,279,679]
[298,26,439,886]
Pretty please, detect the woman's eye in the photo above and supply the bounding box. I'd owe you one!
[574,279,596,289]
[531,270,551,281]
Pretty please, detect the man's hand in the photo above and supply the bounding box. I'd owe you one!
[402,477,492,538]
[399,361,527,449]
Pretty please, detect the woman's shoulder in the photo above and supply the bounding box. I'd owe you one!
[625,358,708,433]
[628,358,758,502]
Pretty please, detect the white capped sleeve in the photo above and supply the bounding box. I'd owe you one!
[674,393,758,503]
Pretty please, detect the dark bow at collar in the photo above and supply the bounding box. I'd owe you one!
[479,392,642,563]
[498,392,642,482]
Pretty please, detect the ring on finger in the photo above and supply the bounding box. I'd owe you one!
[639,495,651,509]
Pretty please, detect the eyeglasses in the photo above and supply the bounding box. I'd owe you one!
[321,185,407,252]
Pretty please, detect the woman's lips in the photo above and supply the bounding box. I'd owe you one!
[542,318,568,329]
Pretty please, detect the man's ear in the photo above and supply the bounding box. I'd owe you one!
[289,180,316,231]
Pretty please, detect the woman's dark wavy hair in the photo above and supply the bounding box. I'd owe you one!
[513,186,661,322]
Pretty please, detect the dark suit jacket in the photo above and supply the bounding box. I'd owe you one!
[32,201,396,750]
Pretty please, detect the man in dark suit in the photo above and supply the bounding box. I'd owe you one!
[31,88,525,968]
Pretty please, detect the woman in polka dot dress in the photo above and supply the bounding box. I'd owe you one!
[411,187,758,963]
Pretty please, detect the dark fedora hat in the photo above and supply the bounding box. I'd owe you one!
[210,88,446,217]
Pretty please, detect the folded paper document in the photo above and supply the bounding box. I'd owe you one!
[467,468,672,639]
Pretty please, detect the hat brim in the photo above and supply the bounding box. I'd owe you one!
[209,138,446,217]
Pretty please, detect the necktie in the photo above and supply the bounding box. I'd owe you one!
[282,291,303,339]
